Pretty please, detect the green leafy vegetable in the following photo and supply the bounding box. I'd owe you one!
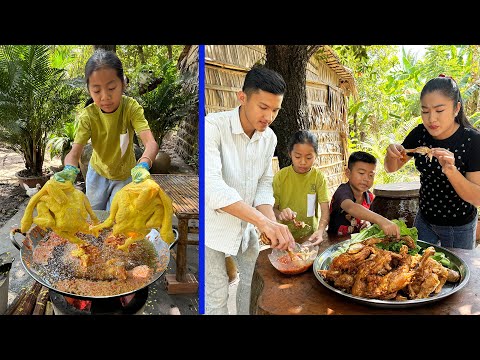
[331,219,419,258]
[282,220,312,240]
[430,251,453,269]
[375,239,421,255]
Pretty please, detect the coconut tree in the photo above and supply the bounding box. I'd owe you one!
[0,45,84,177]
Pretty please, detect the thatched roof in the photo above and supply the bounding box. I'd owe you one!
[205,45,357,98]
[204,45,354,196]
[313,45,357,99]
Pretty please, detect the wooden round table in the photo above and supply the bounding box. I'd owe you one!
[250,233,480,315]
[370,181,420,227]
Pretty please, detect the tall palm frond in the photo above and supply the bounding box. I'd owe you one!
[0,45,84,175]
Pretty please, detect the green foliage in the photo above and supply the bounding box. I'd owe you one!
[335,45,480,185]
[50,45,93,81]
[117,45,184,82]
[471,112,480,128]
[130,60,197,146]
[46,119,79,164]
[185,152,199,172]
[0,45,84,176]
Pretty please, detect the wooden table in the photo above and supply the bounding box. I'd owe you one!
[250,234,480,315]
[151,174,199,294]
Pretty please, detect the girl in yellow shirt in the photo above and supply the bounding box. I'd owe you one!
[273,130,330,245]
[55,49,159,211]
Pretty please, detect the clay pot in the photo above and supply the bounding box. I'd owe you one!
[15,169,53,189]
[150,151,171,174]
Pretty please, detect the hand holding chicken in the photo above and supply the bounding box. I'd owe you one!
[20,178,100,246]
[90,178,174,251]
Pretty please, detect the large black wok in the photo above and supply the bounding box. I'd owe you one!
[10,210,178,299]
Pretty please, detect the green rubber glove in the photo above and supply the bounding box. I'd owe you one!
[53,165,80,183]
[131,162,151,183]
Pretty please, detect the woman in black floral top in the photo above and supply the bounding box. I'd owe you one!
[384,75,480,249]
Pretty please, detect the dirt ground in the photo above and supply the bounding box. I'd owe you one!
[0,132,195,228]
[0,146,62,228]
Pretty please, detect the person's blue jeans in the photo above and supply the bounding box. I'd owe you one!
[85,163,132,211]
[414,211,478,250]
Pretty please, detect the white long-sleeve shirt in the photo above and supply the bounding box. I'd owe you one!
[205,106,277,255]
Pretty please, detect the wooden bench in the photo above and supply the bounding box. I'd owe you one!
[151,174,199,294]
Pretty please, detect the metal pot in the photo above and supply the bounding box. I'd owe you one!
[10,210,178,300]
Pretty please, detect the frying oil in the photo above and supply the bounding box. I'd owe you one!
[34,230,159,283]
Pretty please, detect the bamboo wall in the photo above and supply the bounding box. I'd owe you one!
[174,45,199,172]
[205,45,354,197]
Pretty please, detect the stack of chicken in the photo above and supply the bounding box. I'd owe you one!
[318,237,460,300]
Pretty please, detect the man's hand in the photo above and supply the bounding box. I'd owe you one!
[53,165,80,183]
[258,219,295,251]
[131,162,151,183]
[378,218,400,238]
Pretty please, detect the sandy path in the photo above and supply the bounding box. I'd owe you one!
[0,146,61,184]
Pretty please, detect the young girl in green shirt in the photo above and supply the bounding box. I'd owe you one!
[56,49,159,211]
[273,130,330,245]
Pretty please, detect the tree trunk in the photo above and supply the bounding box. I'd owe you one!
[265,45,310,168]
[167,45,173,60]
[137,45,145,64]
[352,112,358,137]
[93,45,116,52]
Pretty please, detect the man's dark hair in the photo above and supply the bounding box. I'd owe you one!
[242,64,286,96]
[348,151,377,170]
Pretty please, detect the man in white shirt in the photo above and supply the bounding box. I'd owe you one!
[205,65,295,315]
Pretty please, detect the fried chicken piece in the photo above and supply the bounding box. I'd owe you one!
[90,179,174,251]
[351,248,398,297]
[446,268,460,283]
[367,262,415,299]
[403,146,433,162]
[130,265,153,279]
[318,270,356,291]
[329,246,374,273]
[32,232,68,265]
[105,259,128,281]
[322,241,455,301]
[407,246,448,299]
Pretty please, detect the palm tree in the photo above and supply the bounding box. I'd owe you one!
[0,45,84,177]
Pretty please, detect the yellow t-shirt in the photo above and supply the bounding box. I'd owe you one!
[273,165,329,231]
[74,95,151,181]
